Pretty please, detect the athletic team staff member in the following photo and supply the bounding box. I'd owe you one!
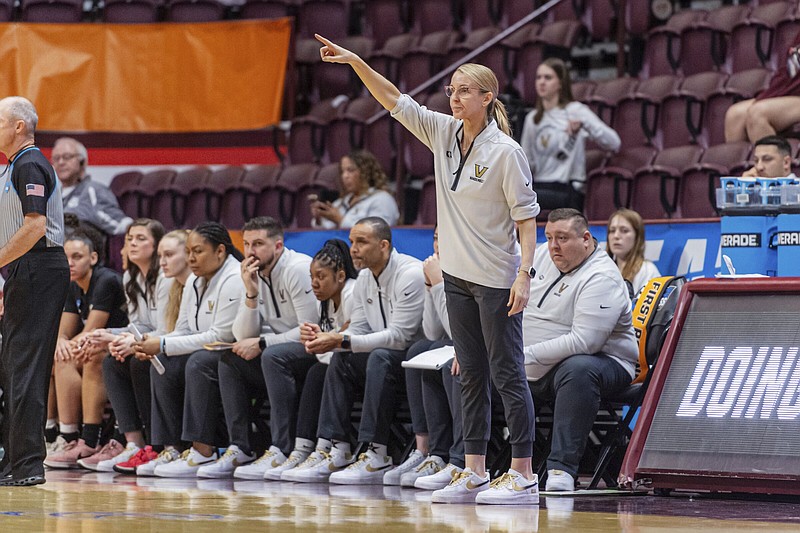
[316,35,540,505]
[0,96,70,487]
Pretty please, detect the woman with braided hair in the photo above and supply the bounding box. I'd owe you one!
[132,221,244,477]
[270,239,360,482]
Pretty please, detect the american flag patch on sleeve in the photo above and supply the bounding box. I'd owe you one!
[26,183,45,197]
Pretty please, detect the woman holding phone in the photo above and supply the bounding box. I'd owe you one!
[310,150,399,229]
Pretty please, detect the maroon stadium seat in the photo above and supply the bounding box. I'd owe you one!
[296,0,349,40]
[586,77,638,128]
[239,0,292,20]
[362,0,411,49]
[165,0,226,22]
[678,4,750,76]
[658,71,727,149]
[313,36,374,102]
[135,169,177,222]
[371,33,421,82]
[613,74,681,149]
[325,96,384,163]
[679,141,751,218]
[288,98,347,165]
[21,0,83,22]
[397,30,460,93]
[204,166,245,224]
[109,171,143,220]
[162,166,212,231]
[640,9,707,78]
[411,0,459,34]
[102,0,160,23]
[223,165,282,229]
[279,163,321,229]
[584,146,657,221]
[631,144,703,220]
[728,1,792,72]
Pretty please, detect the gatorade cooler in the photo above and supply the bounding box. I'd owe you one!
[777,185,800,276]
[720,215,778,276]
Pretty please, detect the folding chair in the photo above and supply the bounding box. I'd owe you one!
[584,275,686,489]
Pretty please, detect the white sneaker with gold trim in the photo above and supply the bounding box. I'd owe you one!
[153,447,218,478]
[329,450,392,485]
[233,446,286,480]
[430,468,490,503]
[197,445,256,479]
[475,470,539,505]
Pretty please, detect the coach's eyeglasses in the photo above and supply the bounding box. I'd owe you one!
[52,153,79,163]
[444,85,485,98]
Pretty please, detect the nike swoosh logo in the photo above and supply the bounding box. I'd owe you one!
[466,479,489,490]
[403,291,411,296]
[229,298,238,302]
[305,289,313,294]
[513,481,538,492]
[600,305,610,309]
[365,463,393,473]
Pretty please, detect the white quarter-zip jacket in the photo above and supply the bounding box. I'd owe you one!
[523,245,638,380]
[320,278,356,332]
[520,102,621,193]
[163,255,243,356]
[391,94,540,289]
[115,270,172,337]
[347,250,426,353]
[232,248,320,347]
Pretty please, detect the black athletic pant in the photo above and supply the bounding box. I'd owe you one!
[0,248,69,479]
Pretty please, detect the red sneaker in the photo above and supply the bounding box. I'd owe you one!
[113,445,159,475]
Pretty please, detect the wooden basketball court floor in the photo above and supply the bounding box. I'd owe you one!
[2,471,800,532]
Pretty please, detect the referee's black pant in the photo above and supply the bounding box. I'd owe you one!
[0,248,69,480]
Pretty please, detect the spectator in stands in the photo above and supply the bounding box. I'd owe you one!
[193,217,319,480]
[525,208,638,492]
[270,240,359,482]
[316,34,539,506]
[131,222,243,477]
[520,58,621,212]
[725,33,800,143]
[606,209,660,296]
[289,216,425,485]
[384,226,466,489]
[741,135,797,179]
[310,150,400,229]
[113,229,191,475]
[77,219,168,472]
[45,231,128,469]
[51,137,132,236]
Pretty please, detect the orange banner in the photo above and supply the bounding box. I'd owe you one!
[0,19,291,133]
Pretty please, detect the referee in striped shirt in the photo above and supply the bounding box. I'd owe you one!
[0,96,70,487]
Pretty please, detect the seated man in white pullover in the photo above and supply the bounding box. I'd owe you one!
[524,208,638,492]
[296,216,426,484]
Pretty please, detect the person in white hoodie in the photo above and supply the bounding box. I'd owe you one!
[524,208,638,492]
[316,34,540,506]
[520,58,621,212]
[196,217,319,479]
[132,222,244,478]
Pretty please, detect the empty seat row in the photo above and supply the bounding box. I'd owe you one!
[639,1,800,77]
[110,163,345,231]
[583,68,774,150]
[293,20,584,118]
[583,141,764,222]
